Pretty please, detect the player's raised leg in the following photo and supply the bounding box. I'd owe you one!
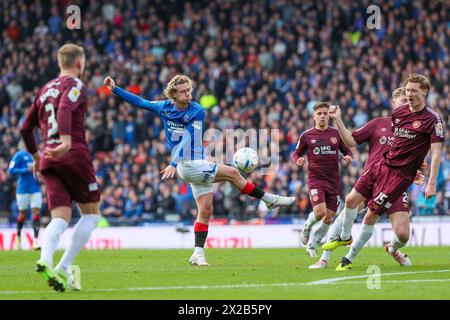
[214,165,296,209]
[322,195,365,251]
[335,209,379,271]
[386,207,412,266]
[189,192,213,266]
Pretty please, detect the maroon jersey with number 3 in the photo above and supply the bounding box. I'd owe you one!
[20,75,91,170]
[20,75,100,209]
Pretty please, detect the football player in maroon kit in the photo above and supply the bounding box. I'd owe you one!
[20,44,101,291]
[292,102,353,257]
[334,74,444,270]
[310,87,424,269]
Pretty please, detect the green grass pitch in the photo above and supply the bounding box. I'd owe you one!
[0,246,449,300]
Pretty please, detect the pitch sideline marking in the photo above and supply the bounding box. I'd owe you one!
[1,269,449,295]
[307,269,450,285]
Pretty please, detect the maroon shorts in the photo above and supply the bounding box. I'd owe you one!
[308,187,340,212]
[362,192,409,216]
[355,160,413,215]
[41,162,101,210]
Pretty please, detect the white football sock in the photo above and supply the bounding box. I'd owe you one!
[389,234,406,254]
[327,212,344,241]
[321,250,331,262]
[303,211,319,231]
[309,220,331,248]
[194,247,204,255]
[56,214,100,271]
[41,218,68,266]
[345,224,374,262]
[340,207,357,240]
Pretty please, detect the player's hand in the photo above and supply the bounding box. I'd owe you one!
[424,182,436,199]
[413,171,425,185]
[44,144,71,161]
[296,157,306,167]
[160,165,177,180]
[342,155,353,166]
[328,105,341,119]
[103,76,116,91]
[31,153,41,181]
[420,162,428,172]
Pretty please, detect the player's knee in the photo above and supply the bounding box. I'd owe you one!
[316,210,327,219]
[323,215,333,224]
[229,167,241,181]
[199,205,213,218]
[345,195,358,208]
[396,229,409,243]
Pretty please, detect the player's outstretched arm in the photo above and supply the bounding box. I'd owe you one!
[425,142,443,199]
[104,76,162,114]
[329,105,357,147]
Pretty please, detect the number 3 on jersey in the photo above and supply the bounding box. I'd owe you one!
[45,103,58,138]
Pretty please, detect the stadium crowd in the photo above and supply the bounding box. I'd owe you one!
[0,0,449,225]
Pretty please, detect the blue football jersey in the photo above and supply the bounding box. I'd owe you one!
[8,150,41,194]
[113,87,205,166]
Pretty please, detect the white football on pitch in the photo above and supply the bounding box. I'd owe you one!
[233,147,259,174]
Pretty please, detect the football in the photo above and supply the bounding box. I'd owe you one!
[233,147,259,174]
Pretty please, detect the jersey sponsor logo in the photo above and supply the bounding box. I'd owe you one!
[68,87,80,102]
[313,145,336,155]
[330,137,337,144]
[192,121,202,130]
[413,121,421,129]
[394,127,416,139]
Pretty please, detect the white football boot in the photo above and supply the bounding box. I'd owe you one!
[189,253,210,266]
[263,195,296,209]
[385,244,412,267]
[309,259,328,269]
